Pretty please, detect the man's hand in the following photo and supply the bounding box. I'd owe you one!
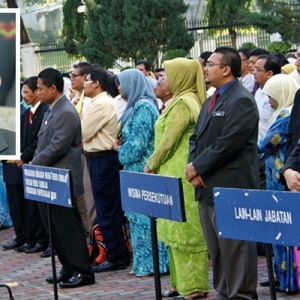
[185,162,198,182]
[15,159,24,168]
[190,175,206,188]
[283,168,300,192]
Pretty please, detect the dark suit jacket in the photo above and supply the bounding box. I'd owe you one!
[20,103,48,163]
[0,128,16,155]
[285,88,300,160]
[31,96,84,198]
[282,143,300,181]
[189,80,260,205]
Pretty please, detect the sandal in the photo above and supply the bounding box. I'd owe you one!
[162,289,180,297]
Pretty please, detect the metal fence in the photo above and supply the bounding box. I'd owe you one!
[34,20,282,73]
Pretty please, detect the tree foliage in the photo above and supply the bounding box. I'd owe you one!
[205,0,254,49]
[72,0,194,68]
[244,0,300,45]
[61,0,86,55]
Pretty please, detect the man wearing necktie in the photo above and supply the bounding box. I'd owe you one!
[186,47,259,300]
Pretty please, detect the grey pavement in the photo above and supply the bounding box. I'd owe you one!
[0,227,299,300]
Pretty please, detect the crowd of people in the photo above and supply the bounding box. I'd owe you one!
[1,44,300,299]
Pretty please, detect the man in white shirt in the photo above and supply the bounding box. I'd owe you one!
[238,48,255,93]
[135,60,157,89]
[253,54,281,140]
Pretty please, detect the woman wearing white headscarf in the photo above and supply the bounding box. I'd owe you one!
[259,73,299,294]
[112,69,169,277]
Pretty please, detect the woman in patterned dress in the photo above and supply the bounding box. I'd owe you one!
[259,73,299,294]
[112,69,169,276]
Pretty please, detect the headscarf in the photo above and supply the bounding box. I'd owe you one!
[163,58,207,121]
[117,69,159,127]
[262,74,299,125]
[281,63,296,75]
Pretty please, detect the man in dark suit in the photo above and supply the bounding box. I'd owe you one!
[16,76,49,255]
[186,47,260,300]
[31,68,94,288]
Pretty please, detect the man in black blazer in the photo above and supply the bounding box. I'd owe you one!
[31,68,94,288]
[186,47,260,299]
[17,76,49,255]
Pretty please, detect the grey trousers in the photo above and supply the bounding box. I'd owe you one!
[199,200,258,300]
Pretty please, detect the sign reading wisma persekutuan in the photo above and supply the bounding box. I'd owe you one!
[119,171,185,222]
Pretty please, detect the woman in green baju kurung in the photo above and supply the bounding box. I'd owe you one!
[145,58,209,299]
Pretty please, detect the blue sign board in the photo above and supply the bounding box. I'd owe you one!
[214,187,300,246]
[23,164,73,208]
[120,171,185,222]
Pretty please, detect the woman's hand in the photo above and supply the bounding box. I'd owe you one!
[144,164,156,174]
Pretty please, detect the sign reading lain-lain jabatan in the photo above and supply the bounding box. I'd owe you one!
[214,188,300,246]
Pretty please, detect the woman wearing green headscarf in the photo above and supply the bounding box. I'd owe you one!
[144,58,209,299]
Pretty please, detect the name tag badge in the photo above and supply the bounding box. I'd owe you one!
[213,111,225,117]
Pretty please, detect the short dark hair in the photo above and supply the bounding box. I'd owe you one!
[249,48,269,57]
[199,51,213,63]
[272,51,289,67]
[136,60,151,71]
[89,69,113,96]
[23,76,38,92]
[257,54,281,75]
[38,68,64,93]
[237,48,252,59]
[73,62,92,75]
[214,47,241,78]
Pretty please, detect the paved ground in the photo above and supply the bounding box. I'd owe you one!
[0,226,299,300]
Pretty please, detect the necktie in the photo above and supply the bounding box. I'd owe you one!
[207,90,219,114]
[28,110,33,125]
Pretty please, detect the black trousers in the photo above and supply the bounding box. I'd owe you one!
[49,203,92,275]
[6,183,33,246]
[87,153,127,263]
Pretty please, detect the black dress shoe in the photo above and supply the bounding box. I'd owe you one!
[260,280,280,287]
[93,260,127,273]
[46,273,72,284]
[15,243,32,253]
[40,247,52,258]
[59,273,95,288]
[3,241,20,250]
[25,243,46,254]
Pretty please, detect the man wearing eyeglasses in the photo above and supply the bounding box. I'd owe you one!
[253,54,281,140]
[186,47,259,300]
[70,62,93,117]
[69,62,96,237]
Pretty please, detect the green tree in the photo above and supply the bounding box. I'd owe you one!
[245,0,300,45]
[75,0,193,68]
[205,0,254,49]
[62,0,86,55]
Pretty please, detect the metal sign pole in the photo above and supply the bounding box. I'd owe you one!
[47,204,58,300]
[150,216,162,300]
[265,244,276,300]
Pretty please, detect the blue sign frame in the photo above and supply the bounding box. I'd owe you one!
[23,164,73,208]
[214,187,300,246]
[120,171,185,222]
